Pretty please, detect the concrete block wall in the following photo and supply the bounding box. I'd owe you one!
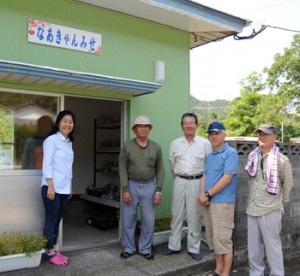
[226,141,300,265]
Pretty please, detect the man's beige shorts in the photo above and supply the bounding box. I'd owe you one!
[203,202,235,255]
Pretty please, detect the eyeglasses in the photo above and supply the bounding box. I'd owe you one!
[136,125,150,129]
[182,122,196,126]
[208,132,222,136]
[257,132,274,137]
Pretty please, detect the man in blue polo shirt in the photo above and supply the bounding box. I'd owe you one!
[198,122,238,276]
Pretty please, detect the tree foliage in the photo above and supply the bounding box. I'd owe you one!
[0,93,57,111]
[224,34,300,141]
[223,72,265,136]
[266,34,300,100]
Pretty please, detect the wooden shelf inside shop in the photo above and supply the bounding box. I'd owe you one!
[80,194,120,208]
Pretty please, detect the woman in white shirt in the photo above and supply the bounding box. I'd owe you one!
[41,110,75,266]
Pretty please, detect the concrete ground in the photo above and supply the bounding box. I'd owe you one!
[1,239,213,276]
[2,239,300,276]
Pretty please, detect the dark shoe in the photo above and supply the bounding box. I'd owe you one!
[141,252,154,260]
[188,252,202,261]
[120,251,133,259]
[163,248,181,255]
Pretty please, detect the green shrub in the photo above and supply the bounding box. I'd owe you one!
[0,231,47,257]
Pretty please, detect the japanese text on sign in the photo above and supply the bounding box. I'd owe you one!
[28,19,102,55]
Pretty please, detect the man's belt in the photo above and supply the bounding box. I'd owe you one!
[177,174,203,180]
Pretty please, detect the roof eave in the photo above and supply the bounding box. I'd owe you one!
[0,60,161,97]
[75,0,251,48]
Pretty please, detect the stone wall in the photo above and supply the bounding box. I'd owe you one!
[226,141,300,265]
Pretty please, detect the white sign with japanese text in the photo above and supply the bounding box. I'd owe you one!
[28,19,102,55]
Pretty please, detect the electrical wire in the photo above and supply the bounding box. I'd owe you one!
[195,0,300,41]
[264,25,300,33]
[233,24,300,40]
[234,25,267,40]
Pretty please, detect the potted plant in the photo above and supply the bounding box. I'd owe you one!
[135,216,188,246]
[152,216,188,246]
[0,231,47,273]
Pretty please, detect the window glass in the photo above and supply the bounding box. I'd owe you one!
[0,92,59,170]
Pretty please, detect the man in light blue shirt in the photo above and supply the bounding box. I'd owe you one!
[198,122,238,276]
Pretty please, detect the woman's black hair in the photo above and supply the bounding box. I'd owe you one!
[181,113,198,125]
[48,110,76,142]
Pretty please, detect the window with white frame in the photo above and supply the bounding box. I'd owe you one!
[0,91,60,170]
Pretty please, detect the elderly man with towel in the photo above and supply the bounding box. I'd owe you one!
[245,124,293,276]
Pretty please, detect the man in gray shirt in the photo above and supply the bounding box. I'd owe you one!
[119,115,164,261]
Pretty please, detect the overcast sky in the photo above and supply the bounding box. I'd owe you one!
[190,0,300,101]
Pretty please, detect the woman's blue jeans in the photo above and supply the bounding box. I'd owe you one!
[41,185,69,250]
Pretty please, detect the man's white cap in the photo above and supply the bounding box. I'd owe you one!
[132,115,153,130]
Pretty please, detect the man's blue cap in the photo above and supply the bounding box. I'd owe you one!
[207,121,225,133]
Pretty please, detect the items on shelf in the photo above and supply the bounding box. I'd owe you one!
[91,117,121,208]
[85,183,120,202]
[102,183,120,201]
[102,161,119,173]
[99,139,120,149]
[86,209,118,230]
[86,185,102,197]
[97,115,120,125]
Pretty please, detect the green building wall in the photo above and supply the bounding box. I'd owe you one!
[0,0,192,216]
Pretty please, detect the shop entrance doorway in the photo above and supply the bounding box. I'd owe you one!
[62,96,123,251]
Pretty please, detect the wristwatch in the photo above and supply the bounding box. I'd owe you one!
[205,191,212,200]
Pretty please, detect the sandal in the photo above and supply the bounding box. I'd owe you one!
[202,271,220,276]
[141,252,154,260]
[56,251,69,262]
[48,253,68,266]
[120,251,133,259]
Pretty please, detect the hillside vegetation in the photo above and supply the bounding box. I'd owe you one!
[190,96,231,136]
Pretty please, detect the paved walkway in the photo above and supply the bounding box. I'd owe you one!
[2,240,300,276]
[2,239,214,276]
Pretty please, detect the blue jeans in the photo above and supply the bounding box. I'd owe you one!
[121,179,156,255]
[41,185,69,250]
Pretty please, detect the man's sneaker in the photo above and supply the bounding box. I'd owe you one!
[163,248,181,255]
[188,252,202,261]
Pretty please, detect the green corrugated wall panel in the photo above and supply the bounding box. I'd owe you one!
[0,0,191,215]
